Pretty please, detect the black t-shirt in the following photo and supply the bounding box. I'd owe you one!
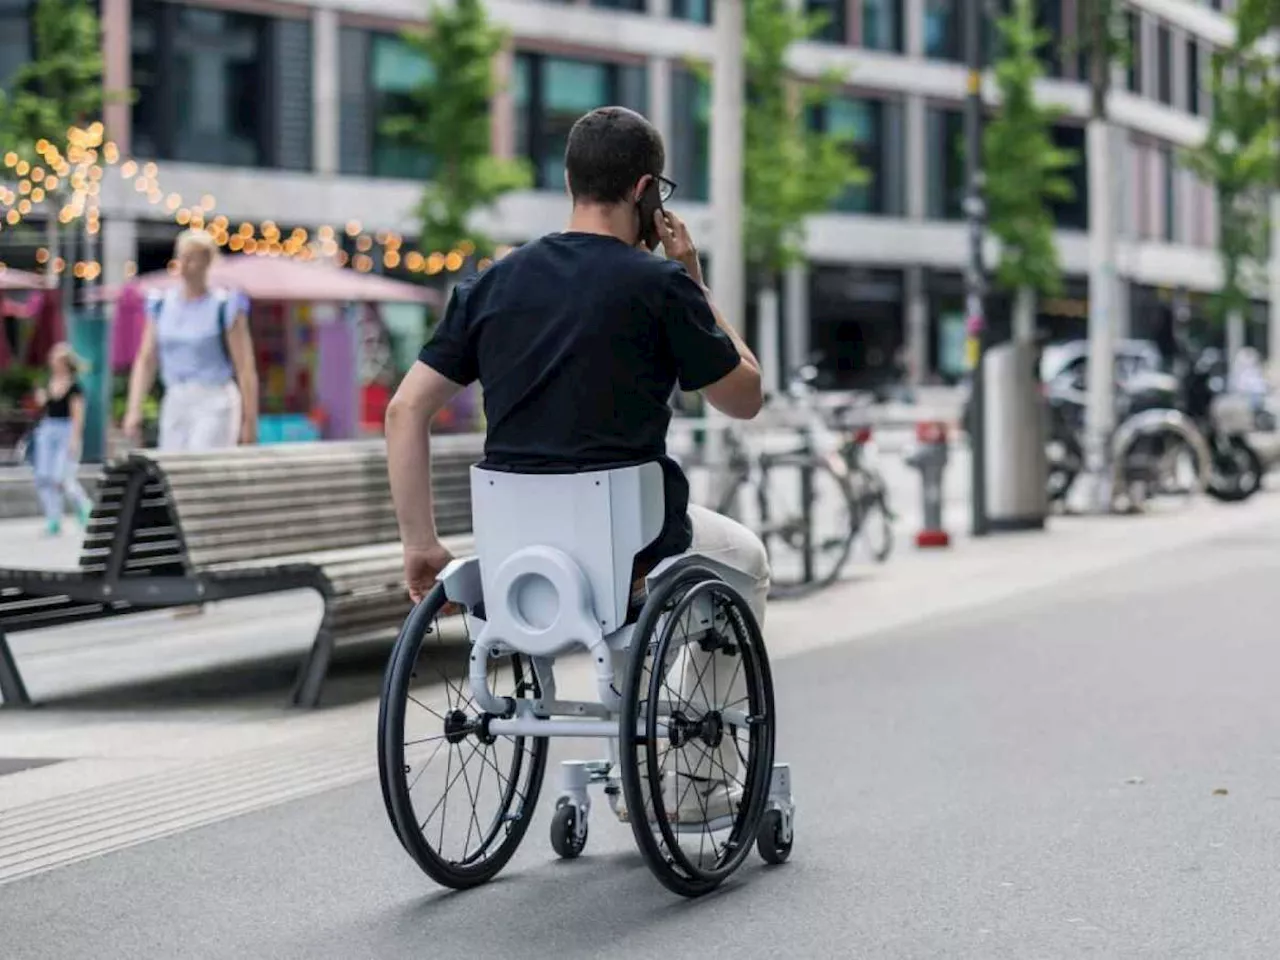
[43,381,82,420]
[418,232,741,563]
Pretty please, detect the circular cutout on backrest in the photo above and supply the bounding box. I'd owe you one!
[510,572,560,632]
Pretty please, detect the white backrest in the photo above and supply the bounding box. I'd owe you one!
[469,462,667,635]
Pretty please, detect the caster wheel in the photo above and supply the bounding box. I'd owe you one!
[756,810,792,865]
[551,803,587,859]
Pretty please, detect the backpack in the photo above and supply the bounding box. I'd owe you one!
[145,287,234,365]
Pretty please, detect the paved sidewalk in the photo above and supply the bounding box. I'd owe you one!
[3,486,1279,884]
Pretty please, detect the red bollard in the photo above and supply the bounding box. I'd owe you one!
[906,420,950,548]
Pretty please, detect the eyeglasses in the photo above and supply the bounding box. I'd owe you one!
[656,175,678,203]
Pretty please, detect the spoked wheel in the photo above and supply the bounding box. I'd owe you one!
[618,567,777,898]
[378,584,548,890]
[757,455,857,599]
[851,474,894,564]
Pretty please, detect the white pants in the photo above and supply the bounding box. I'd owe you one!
[159,381,241,452]
[674,505,770,784]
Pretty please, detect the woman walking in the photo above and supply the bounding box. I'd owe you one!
[122,229,258,450]
[31,342,93,535]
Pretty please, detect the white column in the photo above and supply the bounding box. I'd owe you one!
[904,0,925,57]
[649,0,672,16]
[313,7,340,176]
[906,265,928,384]
[102,217,137,290]
[709,0,744,329]
[905,94,927,220]
[784,262,809,373]
[648,56,673,152]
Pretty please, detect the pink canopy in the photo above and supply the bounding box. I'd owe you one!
[91,254,440,307]
[0,266,51,292]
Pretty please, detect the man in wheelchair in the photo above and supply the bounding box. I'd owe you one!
[385,105,769,829]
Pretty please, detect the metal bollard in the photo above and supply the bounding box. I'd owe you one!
[906,420,950,548]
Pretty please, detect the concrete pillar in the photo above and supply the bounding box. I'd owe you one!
[492,43,516,160]
[784,262,809,373]
[648,56,673,155]
[906,265,928,384]
[313,7,340,175]
[905,94,927,220]
[649,0,672,16]
[102,0,132,154]
[102,217,137,289]
[904,0,924,57]
[1113,277,1130,339]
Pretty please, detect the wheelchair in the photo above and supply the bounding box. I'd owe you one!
[376,461,796,898]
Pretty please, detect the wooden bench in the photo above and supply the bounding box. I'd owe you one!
[0,433,483,708]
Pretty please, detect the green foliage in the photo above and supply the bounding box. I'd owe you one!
[1184,48,1277,323]
[383,0,532,259]
[737,0,867,278]
[0,0,106,162]
[984,0,1078,297]
[1072,0,1132,112]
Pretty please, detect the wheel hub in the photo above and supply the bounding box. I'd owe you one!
[443,709,472,745]
[668,710,725,749]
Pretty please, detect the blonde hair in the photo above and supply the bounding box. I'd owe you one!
[174,228,220,261]
[48,341,86,374]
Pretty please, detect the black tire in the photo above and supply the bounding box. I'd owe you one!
[1046,435,1082,504]
[855,484,894,564]
[377,584,548,890]
[756,809,793,865]
[550,802,587,860]
[618,567,776,898]
[759,454,858,599]
[1205,436,1264,503]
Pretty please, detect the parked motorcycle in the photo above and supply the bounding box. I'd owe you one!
[1045,347,1263,506]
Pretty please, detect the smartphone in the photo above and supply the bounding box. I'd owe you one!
[636,177,664,251]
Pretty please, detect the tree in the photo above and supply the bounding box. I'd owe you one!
[984,0,1078,343]
[736,0,866,390]
[0,0,112,296]
[1183,11,1278,360]
[383,0,532,265]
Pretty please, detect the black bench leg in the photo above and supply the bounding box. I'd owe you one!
[292,609,336,709]
[0,628,32,708]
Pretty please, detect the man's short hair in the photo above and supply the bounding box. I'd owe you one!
[564,106,665,205]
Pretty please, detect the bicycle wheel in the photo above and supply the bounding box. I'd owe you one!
[378,585,548,890]
[852,474,894,564]
[756,453,857,598]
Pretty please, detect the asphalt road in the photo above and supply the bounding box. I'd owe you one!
[5,517,1280,959]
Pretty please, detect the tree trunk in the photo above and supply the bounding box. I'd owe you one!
[1227,308,1246,375]
[1013,286,1036,343]
[1080,0,1118,513]
[756,280,781,396]
[45,213,59,290]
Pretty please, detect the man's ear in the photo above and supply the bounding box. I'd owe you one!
[564,169,572,197]
[634,174,653,203]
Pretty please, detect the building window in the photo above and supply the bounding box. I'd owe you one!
[592,0,646,10]
[0,0,30,89]
[926,107,965,220]
[671,0,711,22]
[924,0,959,61]
[1161,145,1176,243]
[369,33,434,179]
[670,67,709,201]
[132,0,308,169]
[513,53,648,190]
[861,0,903,52]
[806,0,846,44]
[1049,124,1088,230]
[1033,0,1062,77]
[1187,40,1201,114]
[1156,24,1172,104]
[811,97,903,215]
[1125,11,1141,94]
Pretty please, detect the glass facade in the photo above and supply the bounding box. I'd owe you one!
[861,0,903,53]
[670,67,710,201]
[806,0,847,44]
[513,53,647,190]
[812,97,904,215]
[1156,24,1172,105]
[369,33,434,179]
[924,0,959,61]
[1187,40,1201,115]
[671,0,712,23]
[0,0,30,89]
[926,106,965,220]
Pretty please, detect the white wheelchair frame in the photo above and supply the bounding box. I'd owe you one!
[432,461,795,856]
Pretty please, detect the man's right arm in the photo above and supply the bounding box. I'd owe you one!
[693,280,764,419]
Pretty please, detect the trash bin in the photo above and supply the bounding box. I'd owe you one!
[982,340,1047,530]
